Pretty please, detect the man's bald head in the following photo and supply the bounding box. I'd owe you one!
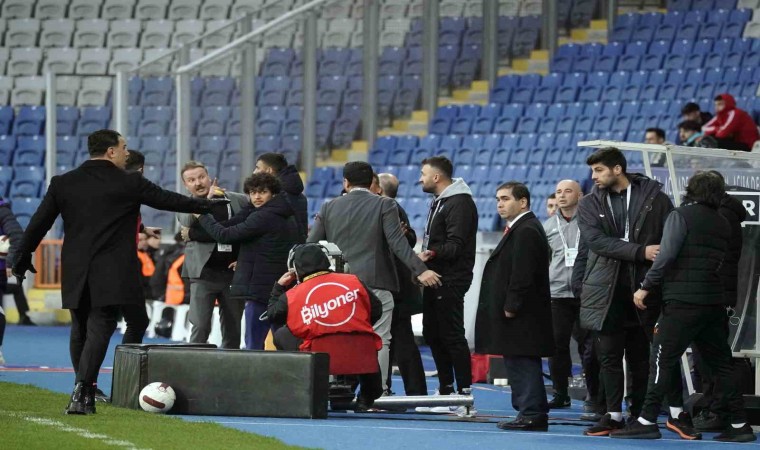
[554,179,583,211]
[378,173,399,199]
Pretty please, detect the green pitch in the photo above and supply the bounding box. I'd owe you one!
[0,382,314,450]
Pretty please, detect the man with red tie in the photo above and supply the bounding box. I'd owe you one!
[475,181,554,432]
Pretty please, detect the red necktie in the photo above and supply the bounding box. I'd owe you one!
[503,225,511,236]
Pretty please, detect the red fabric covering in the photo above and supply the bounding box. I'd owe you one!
[471,353,501,383]
[702,93,760,149]
[310,333,379,375]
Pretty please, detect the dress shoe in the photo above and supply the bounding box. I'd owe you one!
[65,383,88,415]
[547,393,571,409]
[610,419,662,439]
[94,388,110,403]
[580,412,604,422]
[83,385,96,414]
[497,416,548,432]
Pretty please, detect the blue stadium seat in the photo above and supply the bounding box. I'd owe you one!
[14,106,46,136]
[0,107,13,135]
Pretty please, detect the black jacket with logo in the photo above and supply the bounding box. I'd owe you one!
[577,173,673,331]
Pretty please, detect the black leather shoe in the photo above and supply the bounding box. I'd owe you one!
[547,394,571,409]
[18,315,36,326]
[65,383,87,415]
[497,416,549,432]
[94,388,110,404]
[83,385,96,414]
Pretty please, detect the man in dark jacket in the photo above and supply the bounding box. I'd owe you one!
[255,153,308,241]
[611,172,755,443]
[475,182,553,431]
[0,196,24,364]
[693,173,749,432]
[378,173,427,396]
[197,172,301,350]
[578,147,674,436]
[418,156,478,402]
[10,129,219,414]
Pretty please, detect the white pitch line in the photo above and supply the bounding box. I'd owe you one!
[0,411,151,450]
[209,420,753,445]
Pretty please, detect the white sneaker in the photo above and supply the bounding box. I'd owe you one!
[0,350,5,365]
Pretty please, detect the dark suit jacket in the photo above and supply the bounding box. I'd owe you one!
[13,160,213,309]
[475,211,554,357]
[307,189,428,292]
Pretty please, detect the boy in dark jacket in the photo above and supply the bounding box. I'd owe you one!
[197,172,301,350]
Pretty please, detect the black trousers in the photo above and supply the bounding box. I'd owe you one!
[692,314,731,415]
[641,302,746,424]
[422,285,471,393]
[575,325,601,405]
[504,355,549,419]
[387,305,427,395]
[69,287,120,384]
[121,303,150,344]
[549,298,579,397]
[273,326,382,403]
[596,325,650,415]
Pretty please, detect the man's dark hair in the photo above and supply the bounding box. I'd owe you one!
[684,171,726,209]
[706,169,726,185]
[243,172,282,195]
[421,156,453,179]
[88,129,121,157]
[548,193,556,199]
[681,102,701,115]
[257,152,288,174]
[372,172,379,187]
[342,161,373,188]
[125,150,145,172]
[645,127,666,140]
[586,147,627,173]
[497,181,531,208]
[678,120,702,133]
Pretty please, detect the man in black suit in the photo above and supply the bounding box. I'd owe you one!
[11,129,219,415]
[475,181,554,432]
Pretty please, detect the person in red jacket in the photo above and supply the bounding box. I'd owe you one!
[702,93,760,152]
[267,243,384,410]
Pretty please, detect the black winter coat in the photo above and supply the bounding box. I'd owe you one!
[474,212,554,357]
[199,194,300,303]
[577,173,673,331]
[12,160,213,309]
[719,192,747,307]
[279,165,308,242]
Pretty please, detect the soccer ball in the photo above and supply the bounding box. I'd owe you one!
[138,382,176,413]
[0,235,9,259]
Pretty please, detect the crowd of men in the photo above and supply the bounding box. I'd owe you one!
[2,127,756,443]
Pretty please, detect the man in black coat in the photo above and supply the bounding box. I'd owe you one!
[10,130,219,415]
[418,156,478,400]
[475,182,553,432]
[693,173,749,431]
[255,152,308,242]
[577,147,674,435]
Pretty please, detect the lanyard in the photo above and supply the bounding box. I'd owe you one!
[606,187,631,242]
[555,214,580,250]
